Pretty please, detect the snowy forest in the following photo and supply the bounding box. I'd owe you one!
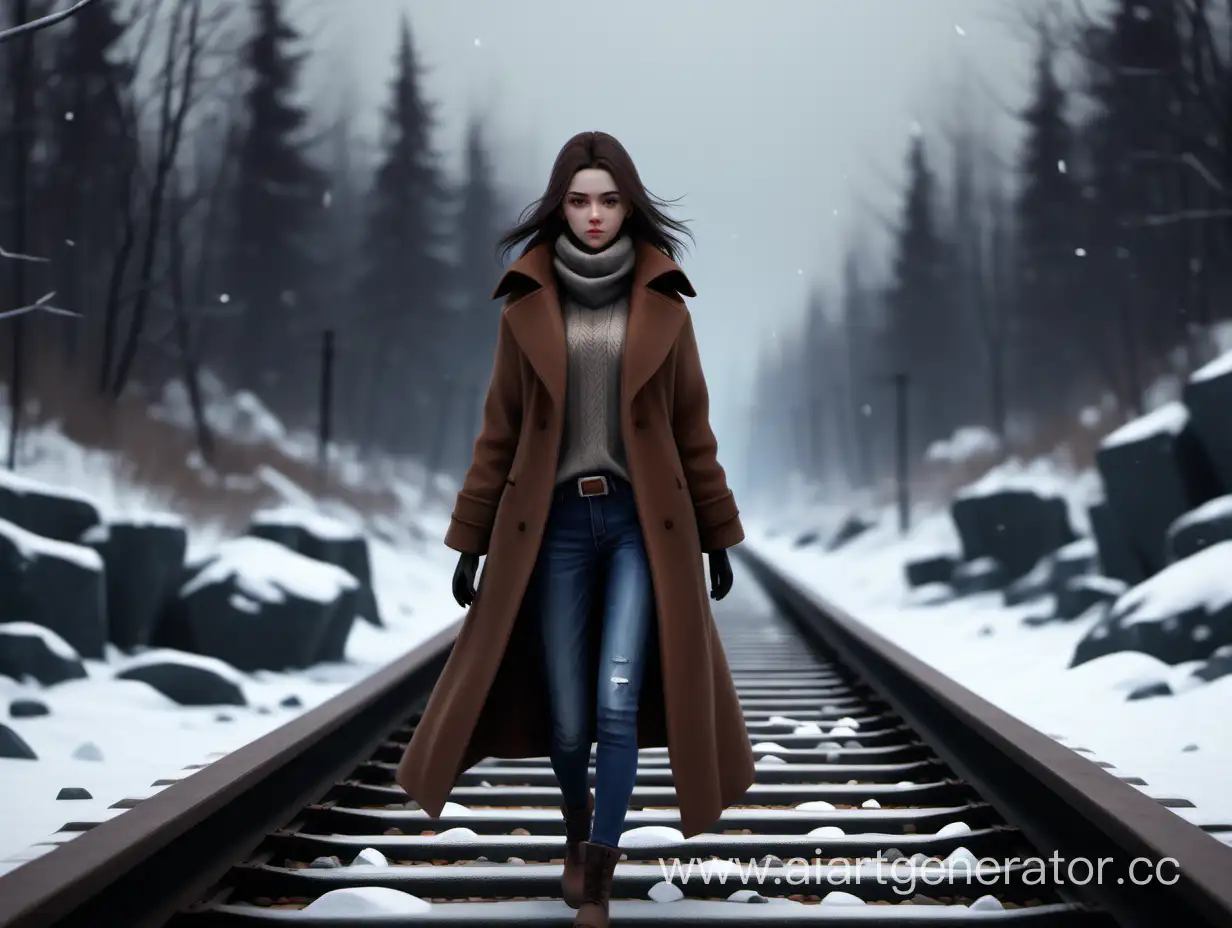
[0,0,514,484]
[748,0,1232,501]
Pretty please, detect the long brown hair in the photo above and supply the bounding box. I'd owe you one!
[497,131,693,262]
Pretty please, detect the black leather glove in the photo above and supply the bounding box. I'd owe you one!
[708,549,733,601]
[452,552,480,608]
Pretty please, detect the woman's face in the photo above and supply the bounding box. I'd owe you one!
[562,168,630,249]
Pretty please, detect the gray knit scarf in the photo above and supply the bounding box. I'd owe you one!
[553,233,636,308]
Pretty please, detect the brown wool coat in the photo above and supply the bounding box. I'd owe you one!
[394,239,755,837]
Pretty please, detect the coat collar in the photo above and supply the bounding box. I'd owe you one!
[493,239,695,409]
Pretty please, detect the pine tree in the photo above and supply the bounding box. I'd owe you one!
[885,134,949,456]
[450,115,505,470]
[1014,29,1080,419]
[46,0,134,359]
[356,12,450,455]
[226,0,324,403]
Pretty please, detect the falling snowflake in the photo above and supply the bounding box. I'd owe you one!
[64,111,74,121]
[322,190,333,207]
[954,24,966,36]
[910,120,922,137]
[862,404,872,416]
[1075,248,1086,257]
[473,37,482,47]
[219,293,231,303]
[65,239,75,247]
[1057,159,1067,173]
[797,269,803,275]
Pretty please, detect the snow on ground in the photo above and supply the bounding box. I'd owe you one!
[0,406,464,874]
[745,497,1232,831]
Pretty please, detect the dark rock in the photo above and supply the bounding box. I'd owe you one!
[1166,496,1232,563]
[116,653,247,706]
[1071,543,1232,667]
[0,471,101,543]
[1056,575,1126,621]
[792,530,819,547]
[247,509,382,627]
[215,712,233,722]
[1193,644,1232,683]
[0,622,88,686]
[9,698,50,718]
[83,516,187,651]
[1182,350,1232,492]
[950,488,1076,583]
[0,520,107,659]
[1095,402,1221,576]
[952,557,1005,595]
[0,722,37,759]
[1002,557,1053,606]
[904,554,956,588]
[56,787,92,800]
[1127,680,1172,700]
[826,515,874,551]
[1089,501,1147,586]
[72,742,103,761]
[280,694,303,708]
[162,537,360,671]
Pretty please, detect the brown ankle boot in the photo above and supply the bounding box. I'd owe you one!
[561,792,593,908]
[572,841,621,927]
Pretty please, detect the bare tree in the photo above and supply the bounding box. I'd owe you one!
[0,0,103,45]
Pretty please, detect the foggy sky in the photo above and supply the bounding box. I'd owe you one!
[300,0,1035,465]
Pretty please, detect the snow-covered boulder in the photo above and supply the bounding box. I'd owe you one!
[950,485,1075,584]
[1193,644,1232,684]
[1182,348,1232,492]
[951,557,1004,595]
[115,650,247,706]
[1071,541,1232,667]
[904,553,957,588]
[0,469,101,543]
[1166,495,1232,563]
[83,514,187,651]
[826,514,874,551]
[160,537,361,671]
[0,519,107,659]
[1095,402,1221,576]
[1003,537,1097,606]
[247,508,381,628]
[0,722,37,760]
[1088,501,1145,586]
[0,622,87,686]
[1056,575,1126,621]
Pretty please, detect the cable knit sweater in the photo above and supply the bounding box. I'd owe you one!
[553,232,636,485]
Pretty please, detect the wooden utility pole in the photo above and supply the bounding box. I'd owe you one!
[317,329,334,487]
[893,372,910,535]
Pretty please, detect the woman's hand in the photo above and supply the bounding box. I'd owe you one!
[708,549,733,601]
[453,552,480,608]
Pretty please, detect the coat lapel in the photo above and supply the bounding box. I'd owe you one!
[491,238,696,411]
[493,246,567,408]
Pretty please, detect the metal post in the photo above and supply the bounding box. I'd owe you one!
[893,372,910,535]
[317,329,334,486]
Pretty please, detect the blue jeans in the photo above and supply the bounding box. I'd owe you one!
[531,474,654,848]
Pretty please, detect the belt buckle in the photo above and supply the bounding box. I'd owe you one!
[577,475,609,497]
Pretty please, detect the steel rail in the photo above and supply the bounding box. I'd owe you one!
[737,545,1232,928]
[0,619,462,928]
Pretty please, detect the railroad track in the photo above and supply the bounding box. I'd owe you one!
[1,549,1231,927]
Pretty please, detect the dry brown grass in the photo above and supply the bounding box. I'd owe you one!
[11,350,400,533]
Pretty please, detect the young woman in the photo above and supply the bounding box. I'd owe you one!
[396,131,754,928]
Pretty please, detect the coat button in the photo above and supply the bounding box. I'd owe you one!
[518,521,526,532]
[664,518,673,530]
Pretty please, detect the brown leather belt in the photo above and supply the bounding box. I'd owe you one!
[576,475,610,497]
